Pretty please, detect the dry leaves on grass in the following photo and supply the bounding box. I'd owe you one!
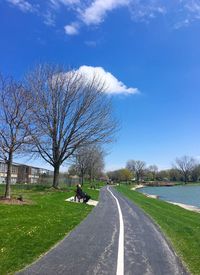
[0,197,33,205]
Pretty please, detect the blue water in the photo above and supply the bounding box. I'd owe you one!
[138,185,200,208]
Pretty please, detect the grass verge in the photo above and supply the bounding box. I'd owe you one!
[116,185,200,275]
[0,184,100,275]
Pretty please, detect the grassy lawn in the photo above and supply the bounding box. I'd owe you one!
[0,184,100,275]
[116,185,200,275]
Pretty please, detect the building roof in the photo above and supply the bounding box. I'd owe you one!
[0,160,53,172]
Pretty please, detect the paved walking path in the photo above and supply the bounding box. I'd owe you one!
[17,187,189,275]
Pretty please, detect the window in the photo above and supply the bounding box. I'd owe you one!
[31,168,39,175]
[0,163,7,172]
[12,166,18,174]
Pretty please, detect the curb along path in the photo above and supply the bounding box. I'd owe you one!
[17,187,189,275]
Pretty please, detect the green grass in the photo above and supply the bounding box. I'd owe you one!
[116,185,200,275]
[0,184,100,275]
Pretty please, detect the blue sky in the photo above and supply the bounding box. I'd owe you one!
[1,0,200,171]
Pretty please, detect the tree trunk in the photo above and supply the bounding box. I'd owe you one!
[5,150,13,199]
[81,175,84,186]
[81,170,84,186]
[52,165,60,188]
[184,173,187,184]
[136,173,139,184]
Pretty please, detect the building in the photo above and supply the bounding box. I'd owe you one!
[17,165,40,184]
[0,161,19,184]
[0,160,53,184]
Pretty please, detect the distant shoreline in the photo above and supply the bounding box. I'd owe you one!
[166,201,200,213]
[131,184,144,190]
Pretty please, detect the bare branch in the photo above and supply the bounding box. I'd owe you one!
[26,64,117,188]
[0,74,32,198]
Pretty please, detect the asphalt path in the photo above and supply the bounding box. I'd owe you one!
[17,186,189,275]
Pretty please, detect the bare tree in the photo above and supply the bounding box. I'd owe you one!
[168,168,181,182]
[68,164,78,176]
[148,165,158,181]
[157,170,170,181]
[86,145,104,184]
[191,164,200,182]
[0,75,31,198]
[70,145,105,185]
[70,146,93,185]
[174,156,196,183]
[26,64,116,188]
[126,160,146,183]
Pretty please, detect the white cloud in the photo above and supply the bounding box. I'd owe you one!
[64,23,79,35]
[65,0,166,36]
[185,0,200,13]
[129,2,166,22]
[6,0,200,33]
[50,0,80,9]
[174,18,190,29]
[81,0,130,25]
[184,0,200,18]
[77,65,139,95]
[43,11,56,26]
[7,0,35,12]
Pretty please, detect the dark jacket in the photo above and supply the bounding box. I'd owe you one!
[76,186,85,198]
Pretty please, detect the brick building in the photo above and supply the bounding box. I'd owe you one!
[0,161,53,184]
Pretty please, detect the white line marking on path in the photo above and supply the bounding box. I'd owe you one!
[107,187,124,275]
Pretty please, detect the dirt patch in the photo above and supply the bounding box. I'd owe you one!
[0,196,33,205]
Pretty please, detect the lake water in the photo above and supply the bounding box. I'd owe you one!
[138,185,200,208]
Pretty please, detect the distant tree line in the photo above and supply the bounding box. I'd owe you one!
[107,156,200,184]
